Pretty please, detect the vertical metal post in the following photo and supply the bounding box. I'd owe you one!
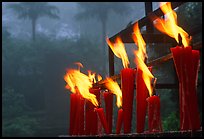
[108,46,114,76]
[145,2,154,33]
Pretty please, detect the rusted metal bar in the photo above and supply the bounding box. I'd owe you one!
[145,2,154,33]
[108,47,114,76]
[109,2,185,43]
[147,41,202,66]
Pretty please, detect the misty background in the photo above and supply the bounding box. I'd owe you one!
[2,2,202,137]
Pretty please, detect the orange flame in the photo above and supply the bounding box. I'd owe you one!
[132,22,147,61]
[153,2,191,47]
[134,52,154,96]
[97,74,102,82]
[64,69,98,107]
[132,22,154,96]
[106,37,129,68]
[105,77,122,108]
[88,70,96,83]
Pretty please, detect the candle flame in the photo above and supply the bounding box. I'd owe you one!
[105,77,122,108]
[97,74,102,82]
[106,37,129,68]
[132,22,147,61]
[132,22,154,97]
[88,70,102,83]
[152,2,191,47]
[88,70,96,83]
[64,69,98,107]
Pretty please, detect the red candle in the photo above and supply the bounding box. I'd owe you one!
[171,46,201,130]
[95,107,110,134]
[116,108,123,134]
[85,88,100,135]
[121,68,135,133]
[73,94,85,135]
[146,95,162,132]
[69,93,77,135]
[78,96,85,135]
[136,67,152,133]
[103,91,113,134]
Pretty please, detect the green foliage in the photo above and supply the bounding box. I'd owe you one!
[3,115,39,137]
[2,88,40,137]
[162,112,179,131]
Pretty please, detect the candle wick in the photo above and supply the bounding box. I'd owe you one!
[152,78,157,96]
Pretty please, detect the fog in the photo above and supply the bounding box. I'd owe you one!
[2,2,202,137]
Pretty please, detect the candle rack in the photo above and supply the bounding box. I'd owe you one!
[91,2,202,137]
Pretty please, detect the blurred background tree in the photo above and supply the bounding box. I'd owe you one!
[75,2,131,76]
[8,2,60,42]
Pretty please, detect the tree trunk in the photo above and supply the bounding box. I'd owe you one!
[101,19,107,76]
[32,18,36,42]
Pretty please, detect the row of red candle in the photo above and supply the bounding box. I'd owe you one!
[69,88,112,135]
[69,68,162,135]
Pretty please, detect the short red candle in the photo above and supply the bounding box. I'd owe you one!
[116,108,123,134]
[95,107,110,134]
[136,67,152,133]
[171,46,201,130]
[121,68,135,134]
[146,95,162,132]
[103,91,113,134]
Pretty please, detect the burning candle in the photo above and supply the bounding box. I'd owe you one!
[152,2,201,130]
[146,94,163,132]
[132,22,154,133]
[133,22,162,133]
[144,78,163,133]
[69,93,78,135]
[64,66,99,135]
[121,68,135,133]
[95,107,110,134]
[171,45,201,130]
[136,67,152,133]
[106,36,134,134]
[103,91,113,134]
[73,93,85,135]
[105,77,123,134]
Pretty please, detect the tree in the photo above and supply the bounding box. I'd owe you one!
[75,2,131,75]
[7,2,60,42]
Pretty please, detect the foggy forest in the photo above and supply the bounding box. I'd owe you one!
[2,2,202,137]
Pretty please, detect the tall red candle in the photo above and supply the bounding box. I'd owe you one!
[146,95,162,132]
[116,108,123,134]
[95,107,110,134]
[171,46,201,130]
[103,91,113,134]
[69,93,77,135]
[78,96,85,135]
[121,68,135,133]
[136,67,152,133]
[73,94,85,135]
